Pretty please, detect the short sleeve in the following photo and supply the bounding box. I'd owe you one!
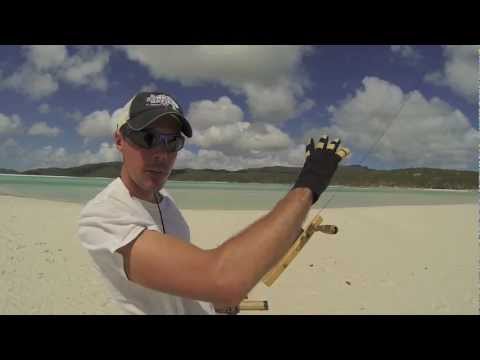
[77,198,147,254]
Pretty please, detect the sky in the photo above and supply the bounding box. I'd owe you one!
[0,45,478,172]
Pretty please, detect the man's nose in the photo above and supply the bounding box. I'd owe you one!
[151,146,170,160]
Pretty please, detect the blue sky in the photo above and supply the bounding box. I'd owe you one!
[0,45,477,171]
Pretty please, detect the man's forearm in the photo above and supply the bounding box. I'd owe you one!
[212,187,313,304]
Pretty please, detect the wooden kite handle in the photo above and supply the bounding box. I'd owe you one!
[315,224,338,234]
[262,214,323,287]
[239,300,269,311]
[215,300,269,314]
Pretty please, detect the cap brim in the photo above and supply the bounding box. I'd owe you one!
[127,109,193,138]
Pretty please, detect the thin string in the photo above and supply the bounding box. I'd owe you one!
[318,90,415,215]
[154,193,166,234]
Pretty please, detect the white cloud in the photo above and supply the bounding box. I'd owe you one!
[175,141,307,170]
[31,143,120,169]
[234,123,293,153]
[116,45,314,124]
[297,98,315,114]
[284,143,307,166]
[0,66,59,99]
[78,97,136,140]
[423,71,442,84]
[6,142,121,171]
[306,76,478,170]
[187,96,244,131]
[38,103,50,114]
[0,113,23,135]
[175,148,297,171]
[390,45,422,62]
[30,145,68,167]
[117,45,312,87]
[191,122,292,157]
[0,138,20,152]
[26,45,68,70]
[1,138,18,148]
[0,138,25,168]
[77,110,115,138]
[59,48,110,90]
[0,46,110,99]
[27,121,61,137]
[180,96,302,168]
[188,97,293,157]
[192,122,247,149]
[76,142,121,166]
[424,45,478,103]
[243,81,299,123]
[65,110,84,122]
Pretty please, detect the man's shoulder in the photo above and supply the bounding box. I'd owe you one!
[159,188,178,207]
[81,178,133,216]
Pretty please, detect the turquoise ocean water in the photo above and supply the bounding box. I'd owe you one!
[0,174,477,210]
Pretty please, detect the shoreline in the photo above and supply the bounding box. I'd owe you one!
[0,192,475,210]
[336,185,477,193]
[1,173,476,192]
[0,173,112,180]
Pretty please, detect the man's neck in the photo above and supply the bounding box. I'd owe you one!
[120,166,156,203]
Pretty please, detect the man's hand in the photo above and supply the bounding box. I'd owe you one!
[292,135,350,204]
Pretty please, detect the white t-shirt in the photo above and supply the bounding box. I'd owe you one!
[77,177,216,315]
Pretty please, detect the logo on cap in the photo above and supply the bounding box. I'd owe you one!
[145,94,180,111]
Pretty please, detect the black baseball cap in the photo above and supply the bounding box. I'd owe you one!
[116,92,192,138]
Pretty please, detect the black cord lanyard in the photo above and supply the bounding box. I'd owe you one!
[154,193,166,234]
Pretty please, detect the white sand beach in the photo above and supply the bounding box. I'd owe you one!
[0,195,478,315]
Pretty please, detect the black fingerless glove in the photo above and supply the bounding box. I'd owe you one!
[292,137,341,204]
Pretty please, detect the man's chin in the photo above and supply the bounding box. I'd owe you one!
[144,172,167,190]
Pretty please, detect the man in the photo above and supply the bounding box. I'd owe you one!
[77,91,350,315]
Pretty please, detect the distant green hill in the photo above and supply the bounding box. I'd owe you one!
[22,162,121,178]
[6,162,478,189]
[0,168,18,174]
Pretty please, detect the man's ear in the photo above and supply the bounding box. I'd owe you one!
[114,130,123,151]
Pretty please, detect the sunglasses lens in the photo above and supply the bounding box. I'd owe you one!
[125,131,148,148]
[124,128,184,152]
[143,132,155,147]
[166,135,184,152]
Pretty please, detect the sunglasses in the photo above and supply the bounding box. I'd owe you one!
[122,126,185,152]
